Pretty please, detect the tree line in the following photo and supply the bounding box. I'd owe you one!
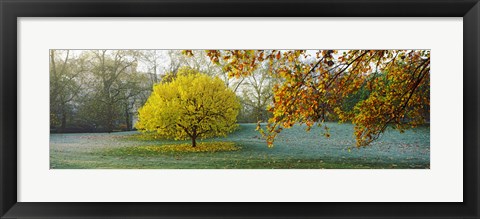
[49,50,275,132]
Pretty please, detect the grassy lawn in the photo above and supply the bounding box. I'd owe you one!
[50,123,430,169]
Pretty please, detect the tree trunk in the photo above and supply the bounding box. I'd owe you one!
[191,128,198,147]
[60,103,67,132]
[106,106,113,133]
[125,113,131,131]
[125,104,131,131]
[191,137,196,147]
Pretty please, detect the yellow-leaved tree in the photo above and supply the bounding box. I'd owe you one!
[135,69,240,147]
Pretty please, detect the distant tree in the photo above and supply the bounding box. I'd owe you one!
[79,50,145,132]
[179,50,245,91]
[118,72,151,130]
[135,69,240,147]
[49,50,86,131]
[239,62,278,123]
[139,50,163,85]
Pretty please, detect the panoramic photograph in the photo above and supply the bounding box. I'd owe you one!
[50,49,430,169]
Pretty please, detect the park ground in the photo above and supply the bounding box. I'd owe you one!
[50,123,430,169]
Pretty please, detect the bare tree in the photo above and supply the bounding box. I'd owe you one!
[50,50,86,131]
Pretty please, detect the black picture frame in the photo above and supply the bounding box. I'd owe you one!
[1,0,479,218]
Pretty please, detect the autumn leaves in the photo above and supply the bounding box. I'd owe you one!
[199,50,430,147]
